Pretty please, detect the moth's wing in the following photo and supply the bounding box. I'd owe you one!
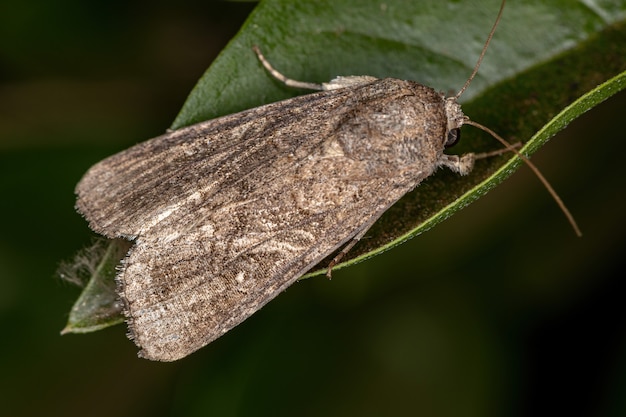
[76,87,359,238]
[75,78,444,240]
[122,172,413,361]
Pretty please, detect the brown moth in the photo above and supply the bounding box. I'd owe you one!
[75,0,574,361]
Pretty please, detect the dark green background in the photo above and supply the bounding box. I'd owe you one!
[1,1,625,416]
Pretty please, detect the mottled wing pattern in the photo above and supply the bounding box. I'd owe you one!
[75,78,448,361]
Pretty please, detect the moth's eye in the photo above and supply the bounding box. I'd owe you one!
[445,128,461,148]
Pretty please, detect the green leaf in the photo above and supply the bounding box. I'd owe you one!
[63,0,626,333]
[61,239,131,333]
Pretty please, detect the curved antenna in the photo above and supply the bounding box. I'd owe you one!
[465,119,582,237]
[455,0,506,99]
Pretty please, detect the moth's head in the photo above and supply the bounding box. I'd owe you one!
[443,97,464,149]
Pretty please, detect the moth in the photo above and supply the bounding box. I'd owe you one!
[75,0,576,361]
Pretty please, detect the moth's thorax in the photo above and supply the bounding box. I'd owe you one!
[334,79,451,177]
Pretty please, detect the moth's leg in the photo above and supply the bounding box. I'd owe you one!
[253,46,379,91]
[326,216,379,278]
[253,45,325,91]
[441,142,522,176]
[439,154,475,176]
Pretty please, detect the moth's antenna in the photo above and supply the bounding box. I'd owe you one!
[455,0,506,99]
[465,119,582,237]
[456,0,580,236]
